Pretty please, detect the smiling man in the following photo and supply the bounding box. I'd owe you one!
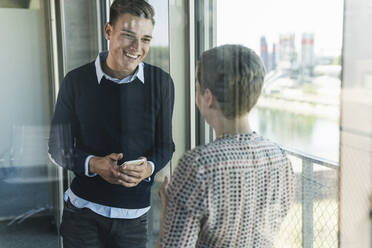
[48,1,175,247]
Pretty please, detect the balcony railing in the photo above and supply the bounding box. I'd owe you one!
[275,147,339,248]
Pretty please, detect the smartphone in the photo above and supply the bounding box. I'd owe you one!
[121,158,146,167]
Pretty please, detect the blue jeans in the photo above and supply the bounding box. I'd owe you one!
[60,199,148,248]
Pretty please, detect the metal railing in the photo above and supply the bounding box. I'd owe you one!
[275,148,339,248]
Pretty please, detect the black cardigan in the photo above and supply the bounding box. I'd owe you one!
[48,61,175,208]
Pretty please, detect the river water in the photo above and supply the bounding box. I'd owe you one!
[249,107,339,163]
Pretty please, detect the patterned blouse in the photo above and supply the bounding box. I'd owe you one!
[160,133,294,248]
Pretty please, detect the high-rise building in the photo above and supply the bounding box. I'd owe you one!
[271,43,277,70]
[260,36,269,71]
[301,33,315,75]
[278,33,297,69]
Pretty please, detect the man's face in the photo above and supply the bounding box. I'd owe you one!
[104,13,153,76]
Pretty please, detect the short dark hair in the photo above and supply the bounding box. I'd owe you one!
[197,44,266,119]
[109,0,155,26]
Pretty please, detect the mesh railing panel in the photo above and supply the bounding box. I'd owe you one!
[274,155,339,248]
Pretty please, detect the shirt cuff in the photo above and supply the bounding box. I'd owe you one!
[143,161,155,182]
[85,155,97,177]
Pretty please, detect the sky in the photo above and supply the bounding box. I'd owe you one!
[217,0,344,57]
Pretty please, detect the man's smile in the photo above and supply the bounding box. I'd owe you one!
[124,51,140,60]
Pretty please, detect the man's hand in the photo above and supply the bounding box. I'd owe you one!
[89,153,128,185]
[118,157,152,188]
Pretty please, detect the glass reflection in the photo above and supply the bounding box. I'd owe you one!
[0,1,59,247]
[144,1,171,247]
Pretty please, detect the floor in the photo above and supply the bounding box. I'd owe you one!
[0,215,59,248]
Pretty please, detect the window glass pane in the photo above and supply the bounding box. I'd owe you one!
[217,0,343,162]
[62,0,99,72]
[0,1,60,247]
[339,0,372,245]
[144,0,171,247]
[216,1,343,247]
[144,0,170,73]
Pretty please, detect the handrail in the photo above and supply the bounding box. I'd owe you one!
[283,146,339,169]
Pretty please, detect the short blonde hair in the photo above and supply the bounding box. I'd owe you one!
[197,44,266,119]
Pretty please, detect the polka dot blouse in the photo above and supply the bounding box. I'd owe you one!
[160,133,294,247]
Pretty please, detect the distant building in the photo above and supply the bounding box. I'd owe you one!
[301,33,315,76]
[271,43,277,70]
[260,36,269,71]
[278,33,297,69]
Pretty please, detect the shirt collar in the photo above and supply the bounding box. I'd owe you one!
[95,51,144,84]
